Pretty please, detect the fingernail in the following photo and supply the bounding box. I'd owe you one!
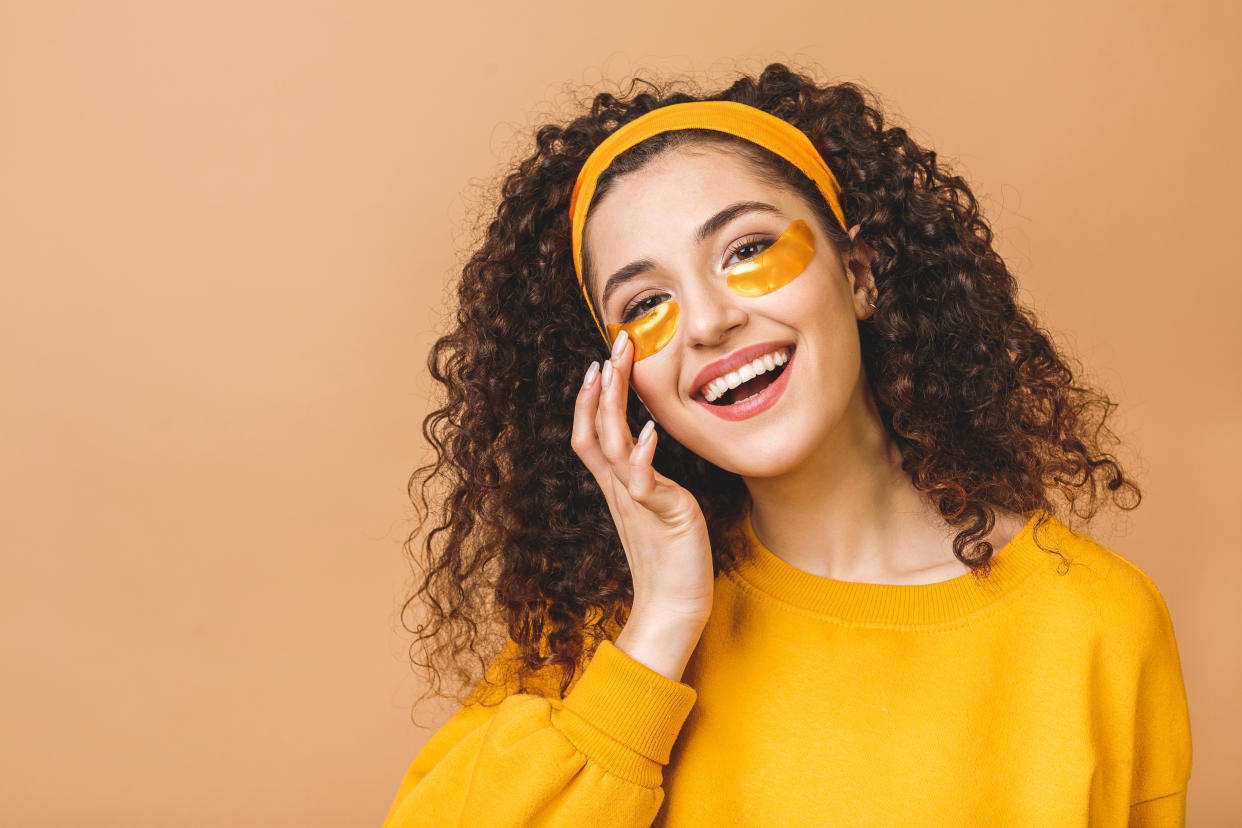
[610,329,629,358]
[638,419,655,444]
[601,359,613,388]
[583,361,600,388]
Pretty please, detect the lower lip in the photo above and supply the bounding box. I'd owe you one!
[694,349,795,421]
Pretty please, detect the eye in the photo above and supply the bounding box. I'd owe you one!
[724,235,774,269]
[620,292,667,323]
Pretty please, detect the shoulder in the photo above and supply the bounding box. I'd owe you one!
[1027,512,1180,647]
[1095,539,1181,652]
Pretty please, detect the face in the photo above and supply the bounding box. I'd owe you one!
[582,145,878,478]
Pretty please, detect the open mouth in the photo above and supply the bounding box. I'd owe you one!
[702,360,789,406]
[692,345,796,422]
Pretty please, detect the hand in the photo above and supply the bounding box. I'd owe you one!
[570,330,716,623]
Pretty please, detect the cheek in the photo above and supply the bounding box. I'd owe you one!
[738,261,842,323]
[628,354,680,416]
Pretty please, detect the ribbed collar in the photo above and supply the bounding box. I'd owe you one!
[727,507,1056,626]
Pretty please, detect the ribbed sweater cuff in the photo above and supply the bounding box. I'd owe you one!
[554,639,698,787]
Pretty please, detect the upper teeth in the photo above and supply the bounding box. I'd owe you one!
[700,348,790,402]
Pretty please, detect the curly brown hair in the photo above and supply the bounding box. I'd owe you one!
[399,63,1141,725]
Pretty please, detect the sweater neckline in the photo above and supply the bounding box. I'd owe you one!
[729,507,1053,625]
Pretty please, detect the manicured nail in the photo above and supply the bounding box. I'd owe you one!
[638,419,655,444]
[583,361,600,388]
[601,359,613,389]
[610,329,629,358]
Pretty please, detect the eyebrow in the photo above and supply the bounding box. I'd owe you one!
[597,200,784,311]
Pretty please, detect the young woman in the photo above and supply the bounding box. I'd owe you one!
[383,64,1192,826]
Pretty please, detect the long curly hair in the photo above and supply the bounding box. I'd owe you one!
[399,63,1141,723]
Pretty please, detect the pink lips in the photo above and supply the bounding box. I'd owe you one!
[690,340,795,397]
[693,347,795,421]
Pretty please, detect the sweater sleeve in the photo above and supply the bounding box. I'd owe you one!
[1120,564,1193,825]
[1128,789,1185,826]
[380,638,698,828]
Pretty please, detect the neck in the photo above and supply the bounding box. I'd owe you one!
[741,371,958,583]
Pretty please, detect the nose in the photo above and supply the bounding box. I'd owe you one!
[679,277,748,348]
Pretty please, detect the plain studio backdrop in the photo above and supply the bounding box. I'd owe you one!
[1,1,1238,825]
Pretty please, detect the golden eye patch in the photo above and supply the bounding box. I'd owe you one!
[605,300,679,361]
[726,219,816,297]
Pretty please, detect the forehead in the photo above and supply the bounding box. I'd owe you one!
[582,145,794,281]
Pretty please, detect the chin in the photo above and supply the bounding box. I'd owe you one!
[687,438,810,479]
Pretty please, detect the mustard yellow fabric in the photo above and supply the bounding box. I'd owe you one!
[382,509,1192,826]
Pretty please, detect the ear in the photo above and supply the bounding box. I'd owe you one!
[845,224,879,318]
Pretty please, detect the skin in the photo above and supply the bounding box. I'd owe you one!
[581,145,1028,585]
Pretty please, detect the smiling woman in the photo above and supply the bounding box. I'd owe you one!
[385,63,1192,826]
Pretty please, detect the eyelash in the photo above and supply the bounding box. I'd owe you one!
[618,234,775,323]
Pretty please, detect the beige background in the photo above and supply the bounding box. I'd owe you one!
[2,1,1238,825]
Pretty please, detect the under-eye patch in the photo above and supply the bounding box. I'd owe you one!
[605,300,679,362]
[726,219,816,297]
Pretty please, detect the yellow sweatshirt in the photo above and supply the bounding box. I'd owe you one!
[382,509,1192,827]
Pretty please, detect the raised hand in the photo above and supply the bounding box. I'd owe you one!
[571,329,716,629]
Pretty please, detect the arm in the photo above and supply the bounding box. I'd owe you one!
[1129,790,1185,827]
[1123,567,1192,827]
[382,613,704,828]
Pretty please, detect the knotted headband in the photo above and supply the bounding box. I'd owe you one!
[568,100,850,346]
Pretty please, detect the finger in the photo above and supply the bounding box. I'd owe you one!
[627,422,684,516]
[627,420,658,503]
[596,333,636,472]
[570,360,611,479]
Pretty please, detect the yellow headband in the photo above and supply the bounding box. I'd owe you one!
[569,100,849,345]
